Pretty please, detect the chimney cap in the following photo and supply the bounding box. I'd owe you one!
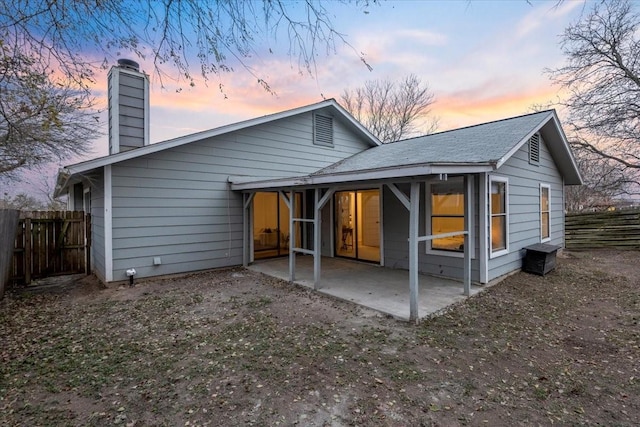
[117,58,140,71]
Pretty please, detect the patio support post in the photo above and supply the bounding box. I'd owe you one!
[463,175,472,296]
[242,193,248,267]
[409,181,420,322]
[289,190,296,282]
[313,188,321,289]
[242,192,255,267]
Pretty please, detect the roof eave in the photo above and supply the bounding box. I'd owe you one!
[548,112,583,185]
[492,110,583,185]
[53,168,71,198]
[230,163,495,191]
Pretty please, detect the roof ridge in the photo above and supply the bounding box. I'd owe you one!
[397,109,555,143]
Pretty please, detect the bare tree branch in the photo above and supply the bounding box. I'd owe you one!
[0,0,379,178]
[0,40,99,178]
[341,74,437,143]
[0,0,377,93]
[548,0,640,175]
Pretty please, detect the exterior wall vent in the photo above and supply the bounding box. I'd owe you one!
[314,114,334,147]
[529,133,540,164]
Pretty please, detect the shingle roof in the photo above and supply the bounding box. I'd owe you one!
[313,110,553,177]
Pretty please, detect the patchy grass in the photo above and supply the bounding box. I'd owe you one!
[1,251,639,426]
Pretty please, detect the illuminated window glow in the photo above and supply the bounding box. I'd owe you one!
[490,177,508,254]
[430,179,465,252]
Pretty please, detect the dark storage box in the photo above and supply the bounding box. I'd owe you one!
[523,243,560,276]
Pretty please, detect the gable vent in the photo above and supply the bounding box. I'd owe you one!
[529,133,540,164]
[314,114,334,147]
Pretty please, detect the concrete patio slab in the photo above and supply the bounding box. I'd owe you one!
[248,255,485,321]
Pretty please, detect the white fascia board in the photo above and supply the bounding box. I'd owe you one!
[495,112,553,169]
[230,163,494,191]
[329,101,382,146]
[549,112,583,185]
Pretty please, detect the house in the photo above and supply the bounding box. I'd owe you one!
[55,61,582,319]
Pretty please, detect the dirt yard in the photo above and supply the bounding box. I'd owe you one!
[1,249,638,426]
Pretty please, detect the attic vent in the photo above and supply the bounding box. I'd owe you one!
[529,133,540,164]
[314,114,334,147]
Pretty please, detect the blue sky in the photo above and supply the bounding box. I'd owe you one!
[128,0,586,149]
[7,0,593,198]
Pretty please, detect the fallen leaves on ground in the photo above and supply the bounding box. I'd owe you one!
[0,250,638,426]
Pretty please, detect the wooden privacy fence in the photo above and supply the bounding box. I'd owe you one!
[1,209,20,298]
[565,209,640,250]
[10,211,91,287]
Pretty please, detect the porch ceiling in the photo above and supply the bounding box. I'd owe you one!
[247,256,485,321]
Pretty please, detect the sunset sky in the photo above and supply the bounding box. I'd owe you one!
[125,0,585,146]
[8,0,593,197]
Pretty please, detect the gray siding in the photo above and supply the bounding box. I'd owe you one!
[382,180,481,282]
[109,70,146,153]
[487,136,564,281]
[90,169,106,282]
[108,111,370,281]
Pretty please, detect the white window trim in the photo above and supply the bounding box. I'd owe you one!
[540,183,551,243]
[67,184,75,211]
[83,186,91,213]
[489,175,509,259]
[425,176,474,259]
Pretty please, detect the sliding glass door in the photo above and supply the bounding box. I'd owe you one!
[253,192,301,259]
[335,189,380,262]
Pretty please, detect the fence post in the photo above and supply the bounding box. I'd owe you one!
[85,213,91,275]
[24,217,32,285]
[0,209,20,298]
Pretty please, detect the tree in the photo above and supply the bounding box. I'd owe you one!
[1,193,47,210]
[565,143,635,212]
[0,1,375,93]
[0,1,375,178]
[341,74,437,143]
[0,41,98,177]
[549,0,640,184]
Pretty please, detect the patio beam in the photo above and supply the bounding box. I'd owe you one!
[479,173,488,284]
[387,183,410,211]
[314,188,321,289]
[289,190,296,282]
[242,193,247,267]
[318,188,335,210]
[279,190,291,209]
[243,192,256,267]
[409,181,420,322]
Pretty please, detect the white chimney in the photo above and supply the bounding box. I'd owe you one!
[108,59,150,154]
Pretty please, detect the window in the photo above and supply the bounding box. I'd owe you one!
[529,133,540,164]
[489,176,508,256]
[540,184,550,242]
[314,114,334,147]
[428,177,466,253]
[253,192,302,259]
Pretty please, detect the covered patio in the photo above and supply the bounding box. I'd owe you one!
[248,255,485,321]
